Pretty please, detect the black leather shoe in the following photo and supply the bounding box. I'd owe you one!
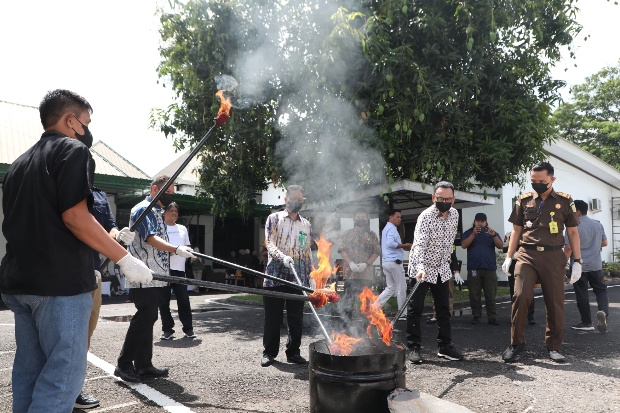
[286,354,307,364]
[488,318,500,325]
[136,366,169,378]
[75,392,100,409]
[114,365,141,383]
[471,316,481,325]
[502,343,526,363]
[261,354,275,367]
[528,319,537,325]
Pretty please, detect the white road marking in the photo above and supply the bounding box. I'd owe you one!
[204,298,236,307]
[91,401,139,412]
[87,352,196,413]
[0,324,15,326]
[0,351,15,354]
[84,375,111,382]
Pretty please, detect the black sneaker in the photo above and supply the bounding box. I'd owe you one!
[437,344,463,361]
[488,318,500,325]
[571,322,595,331]
[184,331,196,339]
[502,343,526,363]
[74,392,99,409]
[160,331,174,340]
[426,318,437,324]
[408,347,422,364]
[471,316,481,325]
[528,318,537,325]
[596,311,607,333]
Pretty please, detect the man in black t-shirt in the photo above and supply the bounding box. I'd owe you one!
[0,90,152,413]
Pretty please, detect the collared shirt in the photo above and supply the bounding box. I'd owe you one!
[264,210,313,288]
[461,228,502,270]
[89,188,118,269]
[509,188,579,246]
[564,215,606,272]
[0,131,96,296]
[381,222,404,262]
[337,227,381,279]
[126,196,169,288]
[408,205,459,284]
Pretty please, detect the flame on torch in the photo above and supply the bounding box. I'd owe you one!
[215,90,232,126]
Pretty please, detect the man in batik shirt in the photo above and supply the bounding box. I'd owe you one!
[338,208,381,324]
[261,185,313,367]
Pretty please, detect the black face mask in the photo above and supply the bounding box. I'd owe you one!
[532,182,551,196]
[159,193,174,207]
[287,201,303,214]
[72,117,93,148]
[355,219,367,228]
[436,202,452,213]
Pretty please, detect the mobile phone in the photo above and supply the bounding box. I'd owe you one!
[480,226,488,233]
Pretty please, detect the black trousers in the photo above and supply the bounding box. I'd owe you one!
[263,285,304,358]
[509,260,535,321]
[574,270,609,324]
[159,270,194,334]
[406,278,451,349]
[118,287,162,370]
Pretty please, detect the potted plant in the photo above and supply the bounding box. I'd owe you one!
[606,262,620,279]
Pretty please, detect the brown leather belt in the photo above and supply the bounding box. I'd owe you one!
[520,244,563,252]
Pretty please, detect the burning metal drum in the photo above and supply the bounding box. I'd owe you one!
[309,339,407,413]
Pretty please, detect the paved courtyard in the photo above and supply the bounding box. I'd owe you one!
[0,285,619,412]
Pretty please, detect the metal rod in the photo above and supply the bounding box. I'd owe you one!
[288,265,333,345]
[191,251,314,293]
[99,121,219,273]
[390,278,423,327]
[151,273,310,302]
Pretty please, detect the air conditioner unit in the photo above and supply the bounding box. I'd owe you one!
[590,198,602,212]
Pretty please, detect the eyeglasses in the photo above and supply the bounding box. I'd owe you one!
[435,196,454,203]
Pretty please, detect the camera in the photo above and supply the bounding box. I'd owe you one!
[480,226,488,233]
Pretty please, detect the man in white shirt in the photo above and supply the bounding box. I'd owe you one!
[407,181,464,364]
[159,202,196,340]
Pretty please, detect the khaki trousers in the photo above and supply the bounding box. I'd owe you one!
[88,278,102,349]
[511,248,566,351]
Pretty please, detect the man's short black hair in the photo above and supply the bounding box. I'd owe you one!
[151,175,171,188]
[353,207,368,217]
[286,185,305,196]
[532,161,554,176]
[434,181,455,195]
[573,200,588,215]
[388,209,401,217]
[39,89,93,129]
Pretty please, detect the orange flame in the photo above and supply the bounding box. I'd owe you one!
[329,331,362,356]
[310,234,334,290]
[359,286,393,346]
[215,90,232,117]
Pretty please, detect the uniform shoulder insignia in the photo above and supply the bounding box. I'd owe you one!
[519,192,533,200]
[556,191,571,199]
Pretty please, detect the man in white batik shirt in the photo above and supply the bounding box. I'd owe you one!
[406,181,464,364]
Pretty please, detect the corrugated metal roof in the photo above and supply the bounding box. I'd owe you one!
[153,150,202,184]
[0,100,150,181]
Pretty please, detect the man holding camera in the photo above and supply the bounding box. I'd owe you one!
[461,213,504,325]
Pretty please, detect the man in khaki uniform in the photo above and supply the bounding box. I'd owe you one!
[501,162,582,363]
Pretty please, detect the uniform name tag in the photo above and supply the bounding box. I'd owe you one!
[549,221,559,234]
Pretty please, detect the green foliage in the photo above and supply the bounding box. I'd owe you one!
[152,0,582,217]
[551,60,620,168]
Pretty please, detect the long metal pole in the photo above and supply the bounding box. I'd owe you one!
[389,278,423,327]
[288,265,333,345]
[99,121,218,273]
[151,273,310,302]
[191,251,314,293]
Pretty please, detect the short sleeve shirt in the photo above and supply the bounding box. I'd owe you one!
[337,227,381,279]
[167,224,191,271]
[461,228,501,270]
[564,216,606,272]
[0,131,96,296]
[509,189,579,246]
[126,197,169,288]
[89,188,118,269]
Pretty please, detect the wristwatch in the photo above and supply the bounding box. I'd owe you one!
[574,258,582,265]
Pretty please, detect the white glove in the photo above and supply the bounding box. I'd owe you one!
[356,263,368,272]
[570,262,582,284]
[115,227,135,244]
[309,278,316,290]
[349,262,359,272]
[175,245,195,258]
[502,257,512,276]
[453,272,464,285]
[282,255,294,268]
[117,253,153,284]
[94,270,101,281]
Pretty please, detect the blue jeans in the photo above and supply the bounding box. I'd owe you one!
[2,292,92,413]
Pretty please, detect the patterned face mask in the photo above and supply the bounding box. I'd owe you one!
[299,231,307,249]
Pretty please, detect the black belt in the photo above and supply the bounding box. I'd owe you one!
[520,244,563,252]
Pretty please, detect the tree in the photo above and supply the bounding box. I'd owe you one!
[551,61,620,168]
[152,0,582,217]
